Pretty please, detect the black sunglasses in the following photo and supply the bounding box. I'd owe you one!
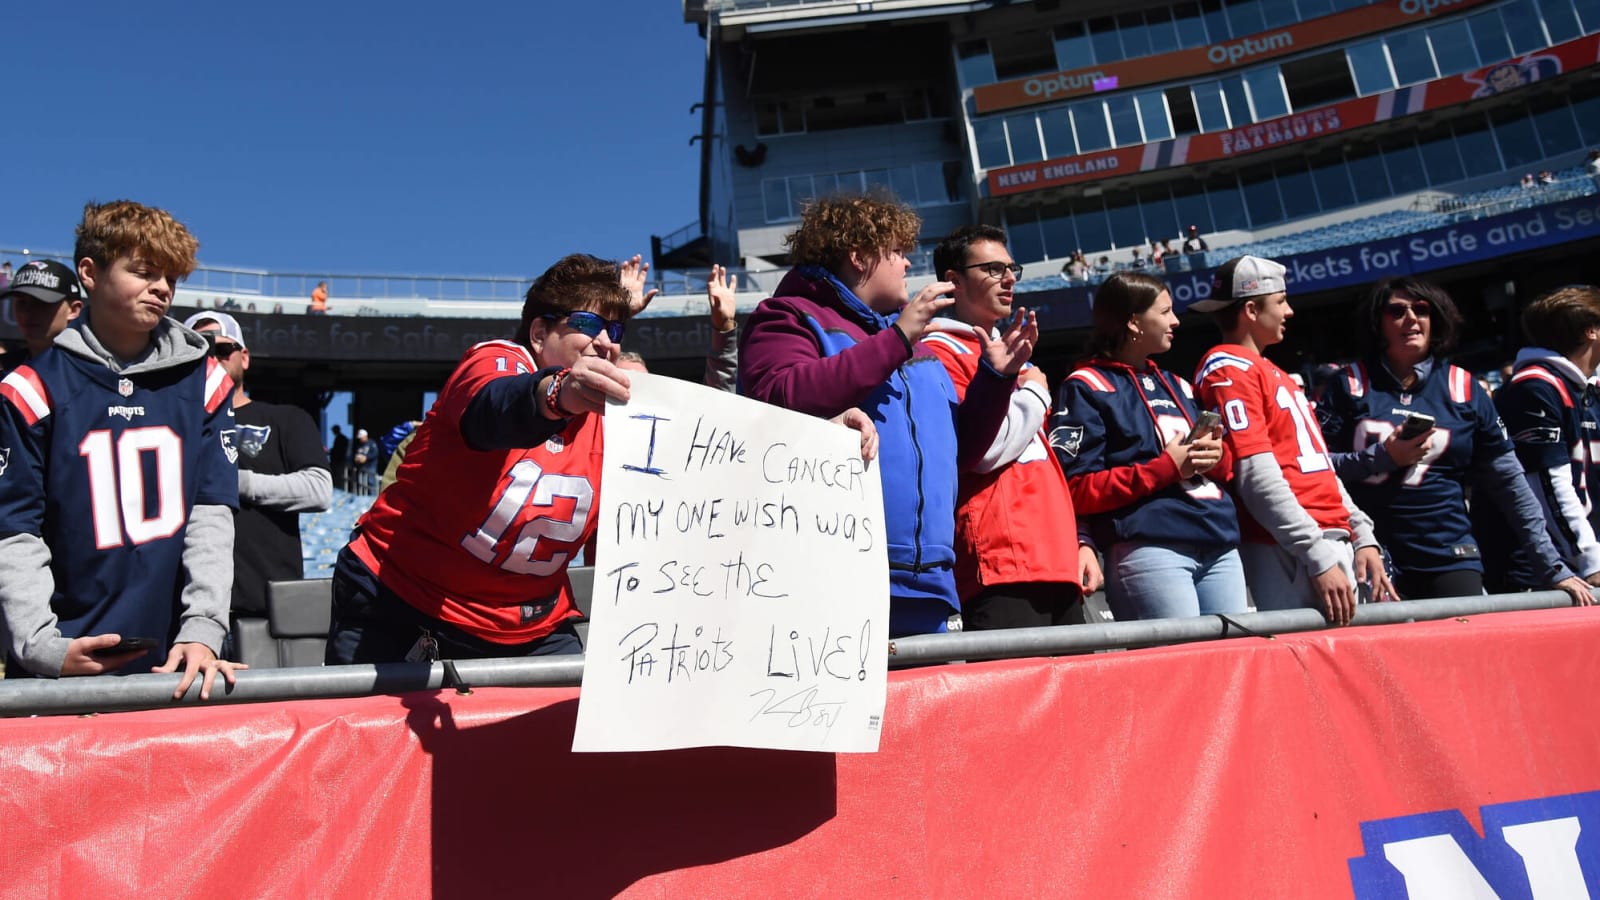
[202,333,244,359]
[957,261,1023,280]
[1383,301,1431,320]
[544,310,625,343]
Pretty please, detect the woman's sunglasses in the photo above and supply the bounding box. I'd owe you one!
[545,311,625,343]
[1383,301,1431,320]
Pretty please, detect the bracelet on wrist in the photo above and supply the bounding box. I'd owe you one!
[544,367,576,418]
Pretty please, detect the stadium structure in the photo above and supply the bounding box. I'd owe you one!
[674,0,1600,376]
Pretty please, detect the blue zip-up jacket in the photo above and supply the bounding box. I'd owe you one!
[738,267,1014,636]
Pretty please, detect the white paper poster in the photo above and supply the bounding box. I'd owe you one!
[572,373,889,753]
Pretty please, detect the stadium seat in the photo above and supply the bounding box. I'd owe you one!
[570,566,594,649]
[239,578,335,668]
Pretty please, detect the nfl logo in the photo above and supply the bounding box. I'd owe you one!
[1401,394,1413,406]
[117,378,134,397]
[1142,375,1156,391]
[545,434,566,454]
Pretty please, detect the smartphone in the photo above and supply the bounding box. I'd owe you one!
[91,636,160,658]
[1183,410,1222,444]
[1395,412,1436,440]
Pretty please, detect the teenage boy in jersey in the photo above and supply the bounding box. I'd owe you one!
[183,311,331,630]
[1191,256,1395,624]
[1,260,85,373]
[0,201,243,697]
[920,224,1100,628]
[1478,285,1600,600]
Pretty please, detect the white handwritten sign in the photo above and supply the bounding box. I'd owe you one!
[572,373,889,753]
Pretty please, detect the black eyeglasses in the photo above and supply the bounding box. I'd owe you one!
[544,310,625,343]
[1383,301,1431,320]
[957,261,1023,280]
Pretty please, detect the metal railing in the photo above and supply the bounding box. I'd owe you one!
[0,591,1569,718]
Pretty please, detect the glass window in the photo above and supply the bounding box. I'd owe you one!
[1226,0,1268,36]
[1575,0,1600,33]
[916,162,956,205]
[1168,86,1201,136]
[1200,0,1232,43]
[1138,91,1175,142]
[991,30,1059,80]
[1298,0,1335,16]
[1502,0,1550,53]
[1108,96,1143,146]
[1538,0,1584,42]
[1572,82,1600,144]
[1243,67,1290,120]
[1006,209,1046,265]
[1260,0,1299,27]
[1220,75,1252,126]
[1106,193,1146,247]
[1529,96,1581,158]
[891,167,919,204]
[1491,107,1543,170]
[1347,148,1392,203]
[1073,198,1112,253]
[1387,29,1438,86]
[1139,186,1180,243]
[1453,114,1504,177]
[1040,107,1077,158]
[1310,152,1356,209]
[974,117,1011,169]
[1427,19,1479,77]
[1146,7,1180,55]
[1072,100,1113,152]
[1006,113,1044,163]
[1416,126,1466,185]
[1383,138,1429,194]
[1053,22,1093,70]
[1193,82,1230,132]
[1283,50,1358,110]
[956,40,995,88]
[1467,11,1512,65]
[863,169,892,194]
[1333,0,1368,9]
[1118,11,1152,59]
[1039,203,1078,260]
[1347,39,1395,95]
[1173,2,1211,47]
[1088,17,1123,64]
[1239,166,1284,227]
[1173,182,1216,235]
[1276,160,1320,219]
[763,179,791,222]
[1206,173,1250,231]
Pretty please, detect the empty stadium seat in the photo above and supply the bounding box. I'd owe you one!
[231,579,335,668]
[570,566,594,649]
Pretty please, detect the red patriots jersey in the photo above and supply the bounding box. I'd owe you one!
[1195,344,1350,542]
[351,341,600,644]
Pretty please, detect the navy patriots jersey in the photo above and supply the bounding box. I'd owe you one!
[0,349,237,671]
[1478,356,1600,586]
[1317,358,1503,576]
[1051,360,1240,550]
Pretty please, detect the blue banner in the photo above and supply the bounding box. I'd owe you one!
[1023,193,1600,331]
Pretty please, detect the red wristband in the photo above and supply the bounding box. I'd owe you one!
[544,367,575,418]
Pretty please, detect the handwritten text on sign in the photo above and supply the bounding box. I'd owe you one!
[572,374,889,753]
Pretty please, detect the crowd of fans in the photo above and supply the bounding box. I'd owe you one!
[0,193,1596,693]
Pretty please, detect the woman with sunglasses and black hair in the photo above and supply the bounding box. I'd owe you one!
[1315,277,1589,603]
[325,253,641,664]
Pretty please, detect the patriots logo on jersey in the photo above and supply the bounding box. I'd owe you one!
[117,378,134,398]
[237,424,272,459]
[221,428,240,465]
[0,446,9,478]
[1051,425,1085,458]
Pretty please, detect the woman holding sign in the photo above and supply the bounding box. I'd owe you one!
[325,253,640,664]
[1050,272,1244,620]
[1317,278,1590,602]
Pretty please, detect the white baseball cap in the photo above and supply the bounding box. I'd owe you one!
[1188,255,1288,312]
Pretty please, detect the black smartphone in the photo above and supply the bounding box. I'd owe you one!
[1396,413,1436,440]
[1183,410,1222,444]
[91,636,160,658]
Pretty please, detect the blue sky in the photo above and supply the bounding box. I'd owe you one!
[5,2,707,279]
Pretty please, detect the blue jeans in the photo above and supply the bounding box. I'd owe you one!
[1104,542,1247,621]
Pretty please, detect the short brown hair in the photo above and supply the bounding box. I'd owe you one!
[1522,285,1600,355]
[784,194,920,274]
[74,200,199,279]
[1360,277,1464,357]
[517,254,632,350]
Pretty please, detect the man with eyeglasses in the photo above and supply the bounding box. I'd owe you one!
[183,311,331,640]
[920,225,1101,629]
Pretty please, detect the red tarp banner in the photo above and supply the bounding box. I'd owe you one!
[2,607,1598,898]
[987,33,1600,198]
